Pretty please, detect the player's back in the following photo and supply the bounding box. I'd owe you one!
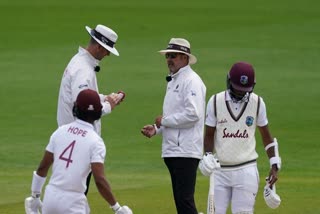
[46,119,105,193]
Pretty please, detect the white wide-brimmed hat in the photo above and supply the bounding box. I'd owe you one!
[159,38,197,64]
[85,24,119,56]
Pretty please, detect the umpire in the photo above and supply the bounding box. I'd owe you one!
[141,38,206,214]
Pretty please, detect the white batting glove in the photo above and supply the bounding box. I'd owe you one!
[115,206,133,214]
[263,178,281,209]
[199,153,220,176]
[25,193,42,214]
[111,202,133,214]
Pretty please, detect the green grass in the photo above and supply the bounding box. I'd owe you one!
[0,0,320,213]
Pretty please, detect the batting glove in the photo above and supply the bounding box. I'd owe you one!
[111,202,133,214]
[25,193,42,214]
[199,153,220,176]
[115,206,133,214]
[263,178,281,209]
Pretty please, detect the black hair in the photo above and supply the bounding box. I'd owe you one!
[72,105,101,121]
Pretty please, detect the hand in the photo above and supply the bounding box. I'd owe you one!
[154,115,162,128]
[116,91,126,104]
[199,153,220,176]
[25,196,42,214]
[115,205,133,214]
[267,166,279,187]
[141,125,156,138]
[105,93,118,110]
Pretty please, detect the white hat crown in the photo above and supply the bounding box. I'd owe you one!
[159,37,197,64]
[168,38,191,50]
[95,24,118,43]
[85,24,119,56]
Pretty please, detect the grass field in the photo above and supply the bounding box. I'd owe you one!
[0,0,320,213]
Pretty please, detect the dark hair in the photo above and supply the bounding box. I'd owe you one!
[73,105,101,121]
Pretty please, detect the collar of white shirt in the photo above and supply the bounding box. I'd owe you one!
[78,47,100,68]
[170,65,190,80]
[225,90,249,103]
[75,119,94,129]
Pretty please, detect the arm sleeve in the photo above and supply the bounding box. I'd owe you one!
[46,129,59,153]
[156,126,163,135]
[101,102,112,115]
[205,95,217,127]
[98,94,112,115]
[161,79,205,129]
[91,139,106,163]
[257,97,268,127]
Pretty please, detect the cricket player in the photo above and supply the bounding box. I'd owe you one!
[25,89,132,214]
[199,62,281,214]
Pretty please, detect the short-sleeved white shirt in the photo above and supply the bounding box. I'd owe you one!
[205,91,268,127]
[46,119,106,193]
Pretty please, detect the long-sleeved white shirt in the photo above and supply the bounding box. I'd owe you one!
[158,65,206,159]
[57,47,111,135]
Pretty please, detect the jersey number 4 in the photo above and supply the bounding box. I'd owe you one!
[59,140,76,168]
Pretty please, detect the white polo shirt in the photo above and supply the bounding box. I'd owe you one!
[46,119,106,193]
[57,47,111,135]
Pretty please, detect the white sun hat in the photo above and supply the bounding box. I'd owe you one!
[159,38,197,64]
[85,24,119,56]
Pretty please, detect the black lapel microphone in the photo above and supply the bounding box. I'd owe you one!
[166,75,172,82]
[94,66,100,72]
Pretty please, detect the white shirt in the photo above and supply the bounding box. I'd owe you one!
[205,91,268,166]
[205,91,268,127]
[46,119,106,193]
[57,47,111,135]
[158,65,206,159]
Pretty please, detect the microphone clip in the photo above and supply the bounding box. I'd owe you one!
[94,66,100,72]
[166,75,172,82]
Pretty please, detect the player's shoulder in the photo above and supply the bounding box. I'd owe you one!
[184,70,206,90]
[251,92,259,97]
[212,91,226,99]
[251,92,265,101]
[206,91,225,106]
[87,129,103,141]
[250,92,263,101]
[53,123,70,135]
[67,54,92,75]
[87,132,105,151]
[188,68,203,81]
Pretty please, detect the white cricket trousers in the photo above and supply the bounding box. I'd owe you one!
[214,163,259,214]
[42,185,90,214]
